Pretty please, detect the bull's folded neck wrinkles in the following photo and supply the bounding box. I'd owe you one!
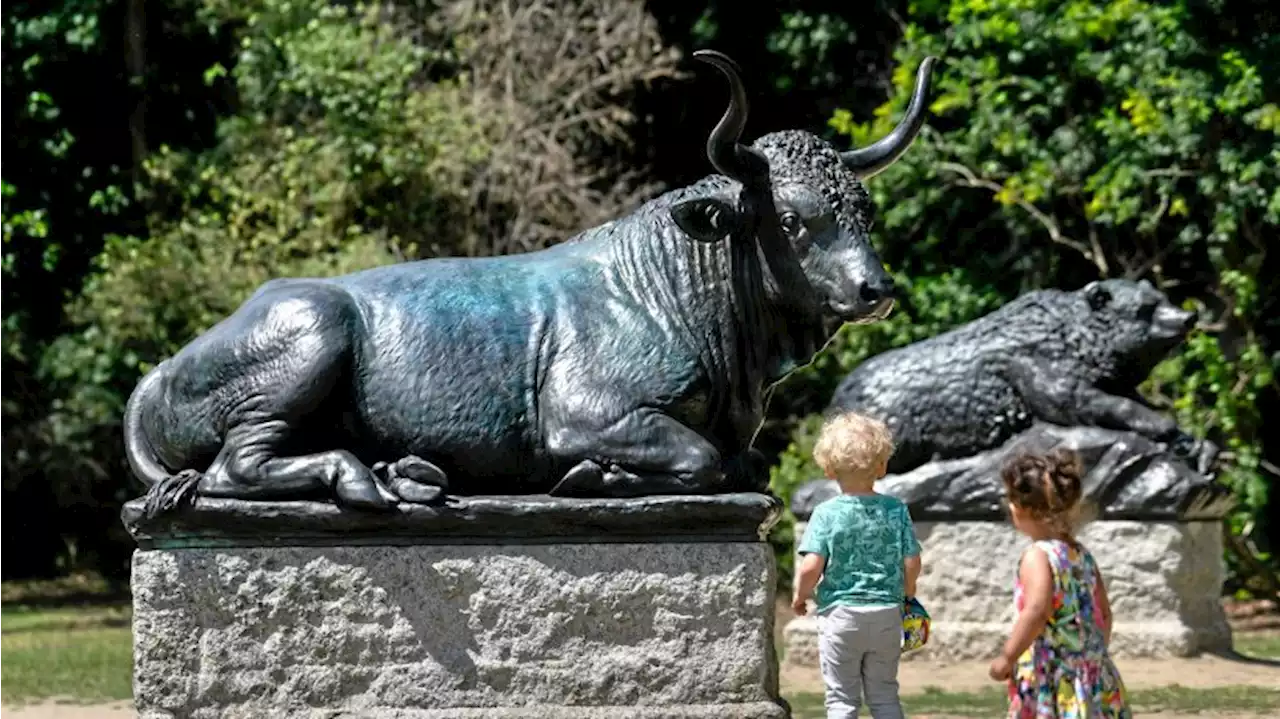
[737,184,827,386]
[596,177,827,441]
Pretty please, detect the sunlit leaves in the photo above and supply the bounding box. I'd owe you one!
[42,0,500,481]
[767,12,855,91]
[812,0,1277,586]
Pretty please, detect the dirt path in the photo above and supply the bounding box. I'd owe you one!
[7,695,1280,719]
[781,654,1280,696]
[773,599,1280,693]
[10,654,1280,719]
[6,706,1276,719]
[2,701,134,719]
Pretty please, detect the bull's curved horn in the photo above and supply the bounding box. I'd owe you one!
[841,56,938,180]
[693,50,769,186]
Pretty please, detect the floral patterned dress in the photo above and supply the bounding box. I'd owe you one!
[1008,539,1131,718]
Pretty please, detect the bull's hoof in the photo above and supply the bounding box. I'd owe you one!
[549,460,607,498]
[551,460,729,497]
[335,473,397,511]
[375,455,449,504]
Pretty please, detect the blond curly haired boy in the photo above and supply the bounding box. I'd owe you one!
[793,411,922,719]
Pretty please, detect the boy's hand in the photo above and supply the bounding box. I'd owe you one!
[791,595,808,617]
[988,655,1013,681]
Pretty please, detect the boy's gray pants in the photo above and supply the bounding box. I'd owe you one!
[817,604,903,719]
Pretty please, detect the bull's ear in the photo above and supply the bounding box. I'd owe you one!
[670,198,739,243]
[1084,281,1111,311]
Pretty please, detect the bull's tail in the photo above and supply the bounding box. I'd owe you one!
[123,365,172,487]
[125,364,204,519]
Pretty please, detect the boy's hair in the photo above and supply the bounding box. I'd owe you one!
[1000,447,1084,535]
[813,411,895,480]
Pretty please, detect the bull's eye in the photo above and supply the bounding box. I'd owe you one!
[780,211,803,236]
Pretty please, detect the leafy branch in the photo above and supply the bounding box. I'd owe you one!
[937,160,1109,274]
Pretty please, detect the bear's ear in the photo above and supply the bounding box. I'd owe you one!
[670,197,739,243]
[1084,281,1112,311]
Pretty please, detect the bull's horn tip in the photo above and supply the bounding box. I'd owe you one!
[692,49,740,72]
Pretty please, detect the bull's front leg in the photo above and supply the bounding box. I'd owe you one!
[546,407,728,498]
[371,455,450,504]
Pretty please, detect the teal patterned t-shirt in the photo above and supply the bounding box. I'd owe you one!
[798,493,921,613]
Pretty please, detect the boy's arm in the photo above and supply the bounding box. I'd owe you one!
[793,508,831,615]
[904,554,922,598]
[792,552,826,615]
[901,503,923,598]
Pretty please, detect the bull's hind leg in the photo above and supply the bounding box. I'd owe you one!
[189,282,394,510]
[547,407,727,497]
[200,423,395,510]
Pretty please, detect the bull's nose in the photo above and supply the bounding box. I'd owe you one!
[859,278,896,306]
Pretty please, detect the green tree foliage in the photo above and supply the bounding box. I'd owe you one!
[5,0,1276,597]
[5,0,677,578]
[26,0,496,578]
[3,5,126,335]
[641,1,909,190]
[51,0,495,393]
[3,0,228,577]
[770,0,1278,594]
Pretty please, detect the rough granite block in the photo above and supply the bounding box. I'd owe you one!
[784,519,1232,664]
[128,494,789,719]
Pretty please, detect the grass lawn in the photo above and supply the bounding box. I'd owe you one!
[1235,631,1280,660]
[1,625,134,704]
[1,603,133,705]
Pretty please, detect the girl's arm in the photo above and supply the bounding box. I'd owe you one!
[1094,565,1113,645]
[1000,547,1053,663]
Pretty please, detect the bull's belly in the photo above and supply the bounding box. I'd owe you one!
[351,369,552,493]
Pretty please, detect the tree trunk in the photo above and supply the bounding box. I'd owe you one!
[125,0,148,186]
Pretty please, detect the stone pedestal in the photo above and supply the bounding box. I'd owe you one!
[783,519,1232,665]
[124,493,790,719]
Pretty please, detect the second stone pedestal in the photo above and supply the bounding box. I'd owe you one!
[783,519,1231,665]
